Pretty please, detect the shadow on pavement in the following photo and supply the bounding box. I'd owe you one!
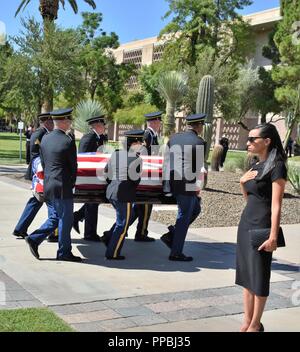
[68,239,238,273]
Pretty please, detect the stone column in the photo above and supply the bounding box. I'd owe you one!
[142,44,154,65]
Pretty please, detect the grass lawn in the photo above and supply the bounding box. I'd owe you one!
[207,149,246,165]
[0,308,74,332]
[0,132,82,165]
[0,132,27,164]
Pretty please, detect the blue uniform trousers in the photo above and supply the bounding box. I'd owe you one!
[171,195,201,256]
[14,196,44,234]
[105,201,134,258]
[29,199,73,258]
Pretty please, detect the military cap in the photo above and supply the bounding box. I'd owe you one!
[50,108,73,120]
[144,111,163,121]
[186,113,206,124]
[37,112,52,122]
[124,129,145,143]
[86,114,106,125]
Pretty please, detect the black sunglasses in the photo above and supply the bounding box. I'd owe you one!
[247,136,264,143]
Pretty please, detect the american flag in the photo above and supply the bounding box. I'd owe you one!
[32,153,203,203]
[33,153,163,194]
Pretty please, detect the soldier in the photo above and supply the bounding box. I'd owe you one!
[103,130,143,260]
[24,125,34,165]
[219,136,229,168]
[131,111,162,242]
[161,113,206,261]
[25,109,82,262]
[73,114,107,241]
[13,113,54,239]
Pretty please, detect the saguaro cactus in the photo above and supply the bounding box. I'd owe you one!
[196,75,215,162]
[211,145,223,171]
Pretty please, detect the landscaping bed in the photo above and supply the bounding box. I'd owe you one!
[151,170,300,228]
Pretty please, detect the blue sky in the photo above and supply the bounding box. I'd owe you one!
[0,0,280,44]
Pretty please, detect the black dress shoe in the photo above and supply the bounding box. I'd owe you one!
[25,237,40,260]
[106,255,125,260]
[72,219,80,234]
[259,323,264,332]
[13,230,28,239]
[160,233,173,248]
[101,231,111,247]
[169,254,193,262]
[84,235,102,242]
[47,234,59,242]
[56,253,82,262]
[134,236,155,242]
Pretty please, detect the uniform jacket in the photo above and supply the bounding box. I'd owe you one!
[79,130,106,153]
[40,129,77,200]
[105,150,142,203]
[25,127,48,180]
[163,129,205,196]
[143,128,159,156]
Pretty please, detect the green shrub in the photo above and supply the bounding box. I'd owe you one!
[288,162,300,194]
[224,157,245,172]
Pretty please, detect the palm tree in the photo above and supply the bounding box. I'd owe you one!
[15,0,96,22]
[15,1,96,112]
[74,99,105,134]
[157,71,188,139]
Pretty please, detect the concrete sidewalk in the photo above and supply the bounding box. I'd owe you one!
[0,176,299,332]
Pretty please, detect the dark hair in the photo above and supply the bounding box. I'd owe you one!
[253,123,287,180]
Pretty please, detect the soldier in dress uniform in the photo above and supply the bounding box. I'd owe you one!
[131,111,162,242]
[73,114,107,241]
[103,130,143,260]
[25,109,82,262]
[13,113,54,239]
[24,125,34,165]
[161,113,206,261]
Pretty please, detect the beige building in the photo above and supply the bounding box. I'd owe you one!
[111,7,293,149]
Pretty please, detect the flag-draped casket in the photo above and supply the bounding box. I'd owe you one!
[32,153,178,204]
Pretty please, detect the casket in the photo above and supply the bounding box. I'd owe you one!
[33,153,178,204]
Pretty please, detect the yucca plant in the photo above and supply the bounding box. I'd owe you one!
[157,71,188,140]
[288,162,300,194]
[74,99,105,134]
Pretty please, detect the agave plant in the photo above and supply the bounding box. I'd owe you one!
[74,99,105,134]
[288,162,300,194]
[157,71,188,139]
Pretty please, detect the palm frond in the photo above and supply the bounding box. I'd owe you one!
[84,0,96,10]
[67,0,78,13]
[74,99,105,134]
[157,71,188,103]
[60,0,66,10]
[15,0,31,17]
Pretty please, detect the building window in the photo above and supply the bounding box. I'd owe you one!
[153,43,165,62]
[123,48,143,90]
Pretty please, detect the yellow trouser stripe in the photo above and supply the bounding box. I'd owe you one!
[113,203,131,258]
[141,204,148,236]
[54,228,58,237]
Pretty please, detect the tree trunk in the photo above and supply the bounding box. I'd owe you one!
[39,0,59,21]
[261,113,267,124]
[163,101,176,140]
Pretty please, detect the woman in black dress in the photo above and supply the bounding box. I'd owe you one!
[236,124,287,332]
